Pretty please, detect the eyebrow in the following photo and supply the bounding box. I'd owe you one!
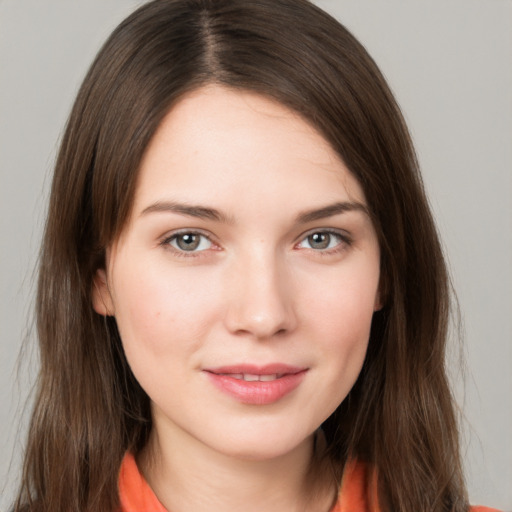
[140,201,232,223]
[140,200,367,224]
[295,201,368,223]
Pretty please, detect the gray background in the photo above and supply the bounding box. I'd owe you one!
[1,0,510,509]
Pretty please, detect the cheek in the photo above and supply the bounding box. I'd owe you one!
[300,263,378,396]
[314,301,373,414]
[303,262,379,343]
[110,257,219,360]
[319,297,372,379]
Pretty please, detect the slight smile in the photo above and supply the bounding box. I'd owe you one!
[203,364,308,405]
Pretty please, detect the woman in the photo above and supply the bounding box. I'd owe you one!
[13,0,500,511]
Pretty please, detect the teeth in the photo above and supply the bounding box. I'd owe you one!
[220,373,279,381]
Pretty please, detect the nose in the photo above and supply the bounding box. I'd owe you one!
[223,251,297,340]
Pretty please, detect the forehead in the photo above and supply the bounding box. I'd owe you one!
[132,85,366,214]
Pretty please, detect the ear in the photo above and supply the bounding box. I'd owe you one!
[373,292,383,312]
[92,268,115,316]
[373,281,384,312]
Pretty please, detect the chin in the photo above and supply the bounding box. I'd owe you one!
[211,429,314,462]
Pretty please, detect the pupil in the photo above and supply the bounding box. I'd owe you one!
[309,232,329,249]
[177,234,199,251]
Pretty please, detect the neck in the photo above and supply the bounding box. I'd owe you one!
[137,422,336,512]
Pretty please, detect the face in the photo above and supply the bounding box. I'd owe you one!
[93,86,381,461]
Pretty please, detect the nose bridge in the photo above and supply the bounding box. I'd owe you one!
[224,245,296,339]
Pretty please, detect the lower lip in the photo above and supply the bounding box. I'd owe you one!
[205,371,307,405]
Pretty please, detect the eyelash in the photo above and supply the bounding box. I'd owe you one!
[295,229,352,256]
[160,230,217,258]
[160,229,352,258]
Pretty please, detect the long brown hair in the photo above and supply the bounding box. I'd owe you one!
[15,0,468,510]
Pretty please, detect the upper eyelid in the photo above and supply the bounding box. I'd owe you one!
[295,227,352,243]
[161,228,216,243]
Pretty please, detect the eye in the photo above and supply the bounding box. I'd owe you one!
[297,230,347,251]
[167,232,213,252]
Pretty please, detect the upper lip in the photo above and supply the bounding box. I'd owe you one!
[203,364,306,376]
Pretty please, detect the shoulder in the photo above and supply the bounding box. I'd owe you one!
[331,460,503,512]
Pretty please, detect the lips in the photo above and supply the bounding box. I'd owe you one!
[218,373,283,382]
[203,364,307,405]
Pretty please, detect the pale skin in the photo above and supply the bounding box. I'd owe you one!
[93,86,381,512]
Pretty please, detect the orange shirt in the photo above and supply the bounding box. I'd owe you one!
[118,452,499,512]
